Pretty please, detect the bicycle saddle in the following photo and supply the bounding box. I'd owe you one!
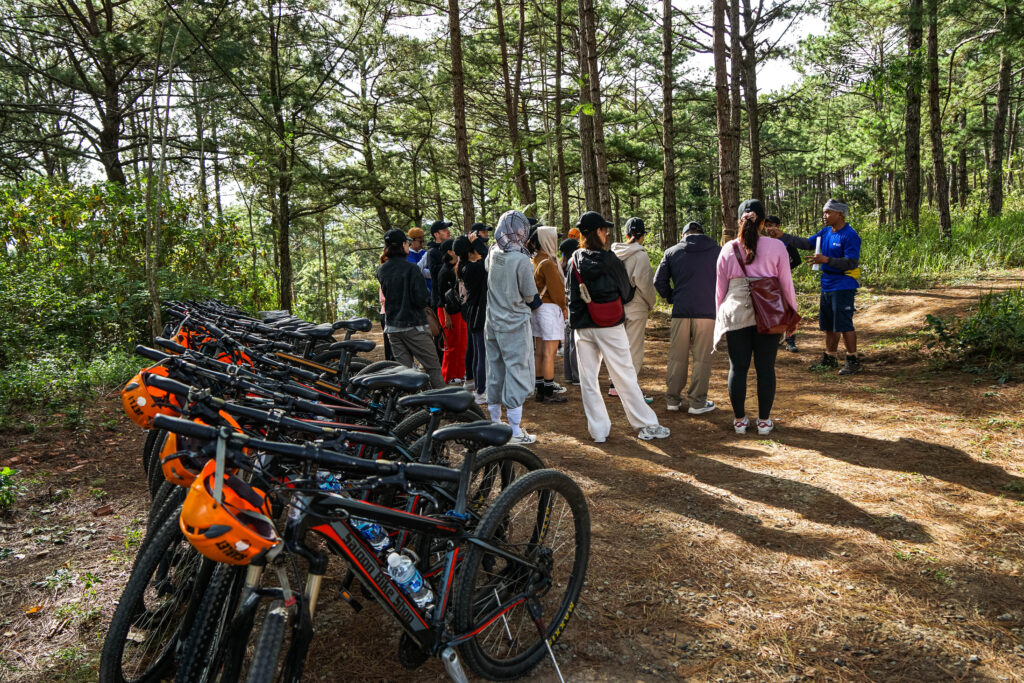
[350,368,429,392]
[432,420,512,447]
[397,387,475,413]
[328,339,376,354]
[331,318,373,333]
[282,324,335,339]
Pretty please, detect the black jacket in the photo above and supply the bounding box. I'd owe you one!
[566,249,634,329]
[437,259,458,313]
[458,259,487,331]
[377,258,429,328]
[653,233,720,319]
[424,240,445,308]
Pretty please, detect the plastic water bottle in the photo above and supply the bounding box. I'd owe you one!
[387,552,434,609]
[352,518,391,552]
[317,472,342,492]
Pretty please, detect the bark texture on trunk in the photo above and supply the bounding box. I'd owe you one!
[448,0,476,230]
[581,0,612,220]
[925,0,950,239]
[555,0,570,231]
[903,0,923,229]
[714,0,738,242]
[741,0,762,201]
[988,49,1012,216]
[576,5,599,212]
[661,0,677,246]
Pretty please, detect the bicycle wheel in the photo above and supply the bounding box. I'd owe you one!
[392,408,485,453]
[100,512,210,683]
[142,428,161,476]
[144,483,185,545]
[174,563,246,683]
[147,429,170,499]
[244,601,288,683]
[453,469,590,680]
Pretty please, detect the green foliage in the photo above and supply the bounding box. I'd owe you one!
[925,288,1024,381]
[0,467,20,512]
[0,348,139,416]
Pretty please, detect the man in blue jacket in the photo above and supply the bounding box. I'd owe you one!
[654,221,720,414]
[768,198,862,375]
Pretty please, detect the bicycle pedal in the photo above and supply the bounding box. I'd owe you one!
[397,632,429,670]
[338,587,363,612]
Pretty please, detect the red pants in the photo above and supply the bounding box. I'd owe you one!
[438,308,467,383]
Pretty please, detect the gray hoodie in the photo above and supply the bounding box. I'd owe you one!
[610,241,657,318]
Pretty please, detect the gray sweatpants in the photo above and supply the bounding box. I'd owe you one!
[484,323,535,409]
[389,328,444,389]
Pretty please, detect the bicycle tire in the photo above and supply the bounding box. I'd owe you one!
[100,512,210,683]
[392,407,485,452]
[146,429,170,499]
[142,429,160,475]
[244,601,288,683]
[145,482,184,543]
[453,469,590,680]
[174,563,245,683]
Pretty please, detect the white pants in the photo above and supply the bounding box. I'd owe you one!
[575,325,659,440]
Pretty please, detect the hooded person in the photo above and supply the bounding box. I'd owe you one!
[566,211,670,443]
[559,238,581,386]
[484,210,543,444]
[456,233,488,403]
[530,225,568,404]
[654,220,721,413]
[436,237,467,383]
[610,217,658,402]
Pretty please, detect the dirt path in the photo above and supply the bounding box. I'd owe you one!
[2,274,1023,681]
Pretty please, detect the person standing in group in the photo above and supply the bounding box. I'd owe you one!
[436,238,467,384]
[377,286,393,361]
[654,221,720,414]
[485,210,543,445]
[530,225,568,404]
[566,211,670,443]
[455,233,488,404]
[610,217,657,403]
[464,223,490,391]
[714,200,798,435]
[420,220,452,363]
[407,227,426,266]
[376,229,444,389]
[763,215,801,353]
[559,238,581,386]
[766,199,861,374]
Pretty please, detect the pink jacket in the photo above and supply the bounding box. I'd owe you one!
[715,237,798,313]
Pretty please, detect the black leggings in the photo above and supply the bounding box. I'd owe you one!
[725,326,781,420]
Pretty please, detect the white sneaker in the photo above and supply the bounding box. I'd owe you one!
[757,418,774,435]
[552,382,567,394]
[734,417,749,434]
[510,430,537,445]
[638,425,670,440]
[447,378,463,385]
[474,393,487,405]
[593,435,606,443]
[688,401,716,415]
[666,402,681,412]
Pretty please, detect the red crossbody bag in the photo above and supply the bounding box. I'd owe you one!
[570,255,624,327]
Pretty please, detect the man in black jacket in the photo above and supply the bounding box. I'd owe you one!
[420,219,451,363]
[654,221,720,414]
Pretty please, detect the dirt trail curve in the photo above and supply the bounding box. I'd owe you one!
[1,273,1023,681]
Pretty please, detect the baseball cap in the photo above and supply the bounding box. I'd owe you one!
[430,220,452,235]
[383,229,407,247]
[453,235,472,258]
[624,217,646,237]
[576,211,613,232]
[738,199,766,222]
[683,221,704,234]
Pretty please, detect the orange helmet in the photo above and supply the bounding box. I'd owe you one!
[179,459,279,565]
[160,413,244,487]
[121,365,180,429]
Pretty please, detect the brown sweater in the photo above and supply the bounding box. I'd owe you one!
[532,254,567,308]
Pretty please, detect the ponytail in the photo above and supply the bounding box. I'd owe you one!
[738,213,761,265]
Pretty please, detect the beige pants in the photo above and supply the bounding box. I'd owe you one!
[576,326,659,441]
[623,315,648,376]
[665,318,715,409]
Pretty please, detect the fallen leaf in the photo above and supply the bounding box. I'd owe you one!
[2,631,15,637]
[24,605,43,615]
[92,504,113,517]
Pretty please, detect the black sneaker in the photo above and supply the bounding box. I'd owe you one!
[838,355,862,375]
[784,340,799,353]
[809,353,838,371]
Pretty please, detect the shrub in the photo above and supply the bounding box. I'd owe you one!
[925,288,1024,381]
[0,348,139,415]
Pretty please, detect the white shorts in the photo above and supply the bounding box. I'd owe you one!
[531,303,565,341]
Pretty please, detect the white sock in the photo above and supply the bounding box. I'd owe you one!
[507,406,523,436]
[488,404,503,423]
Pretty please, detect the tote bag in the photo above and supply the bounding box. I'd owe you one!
[732,242,801,335]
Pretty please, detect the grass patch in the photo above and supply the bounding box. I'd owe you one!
[925,288,1024,381]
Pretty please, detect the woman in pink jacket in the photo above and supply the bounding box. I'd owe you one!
[713,199,798,436]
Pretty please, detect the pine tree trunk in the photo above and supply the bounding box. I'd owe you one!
[581,0,612,219]
[925,0,951,239]
[212,121,223,221]
[741,0,763,200]
[903,0,923,229]
[495,0,531,209]
[576,12,599,211]
[448,0,476,230]
[714,0,738,242]
[661,0,677,246]
[987,49,1012,217]
[728,0,743,205]
[555,0,570,231]
[958,110,968,207]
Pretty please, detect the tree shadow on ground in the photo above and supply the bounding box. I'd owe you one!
[774,427,1023,497]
